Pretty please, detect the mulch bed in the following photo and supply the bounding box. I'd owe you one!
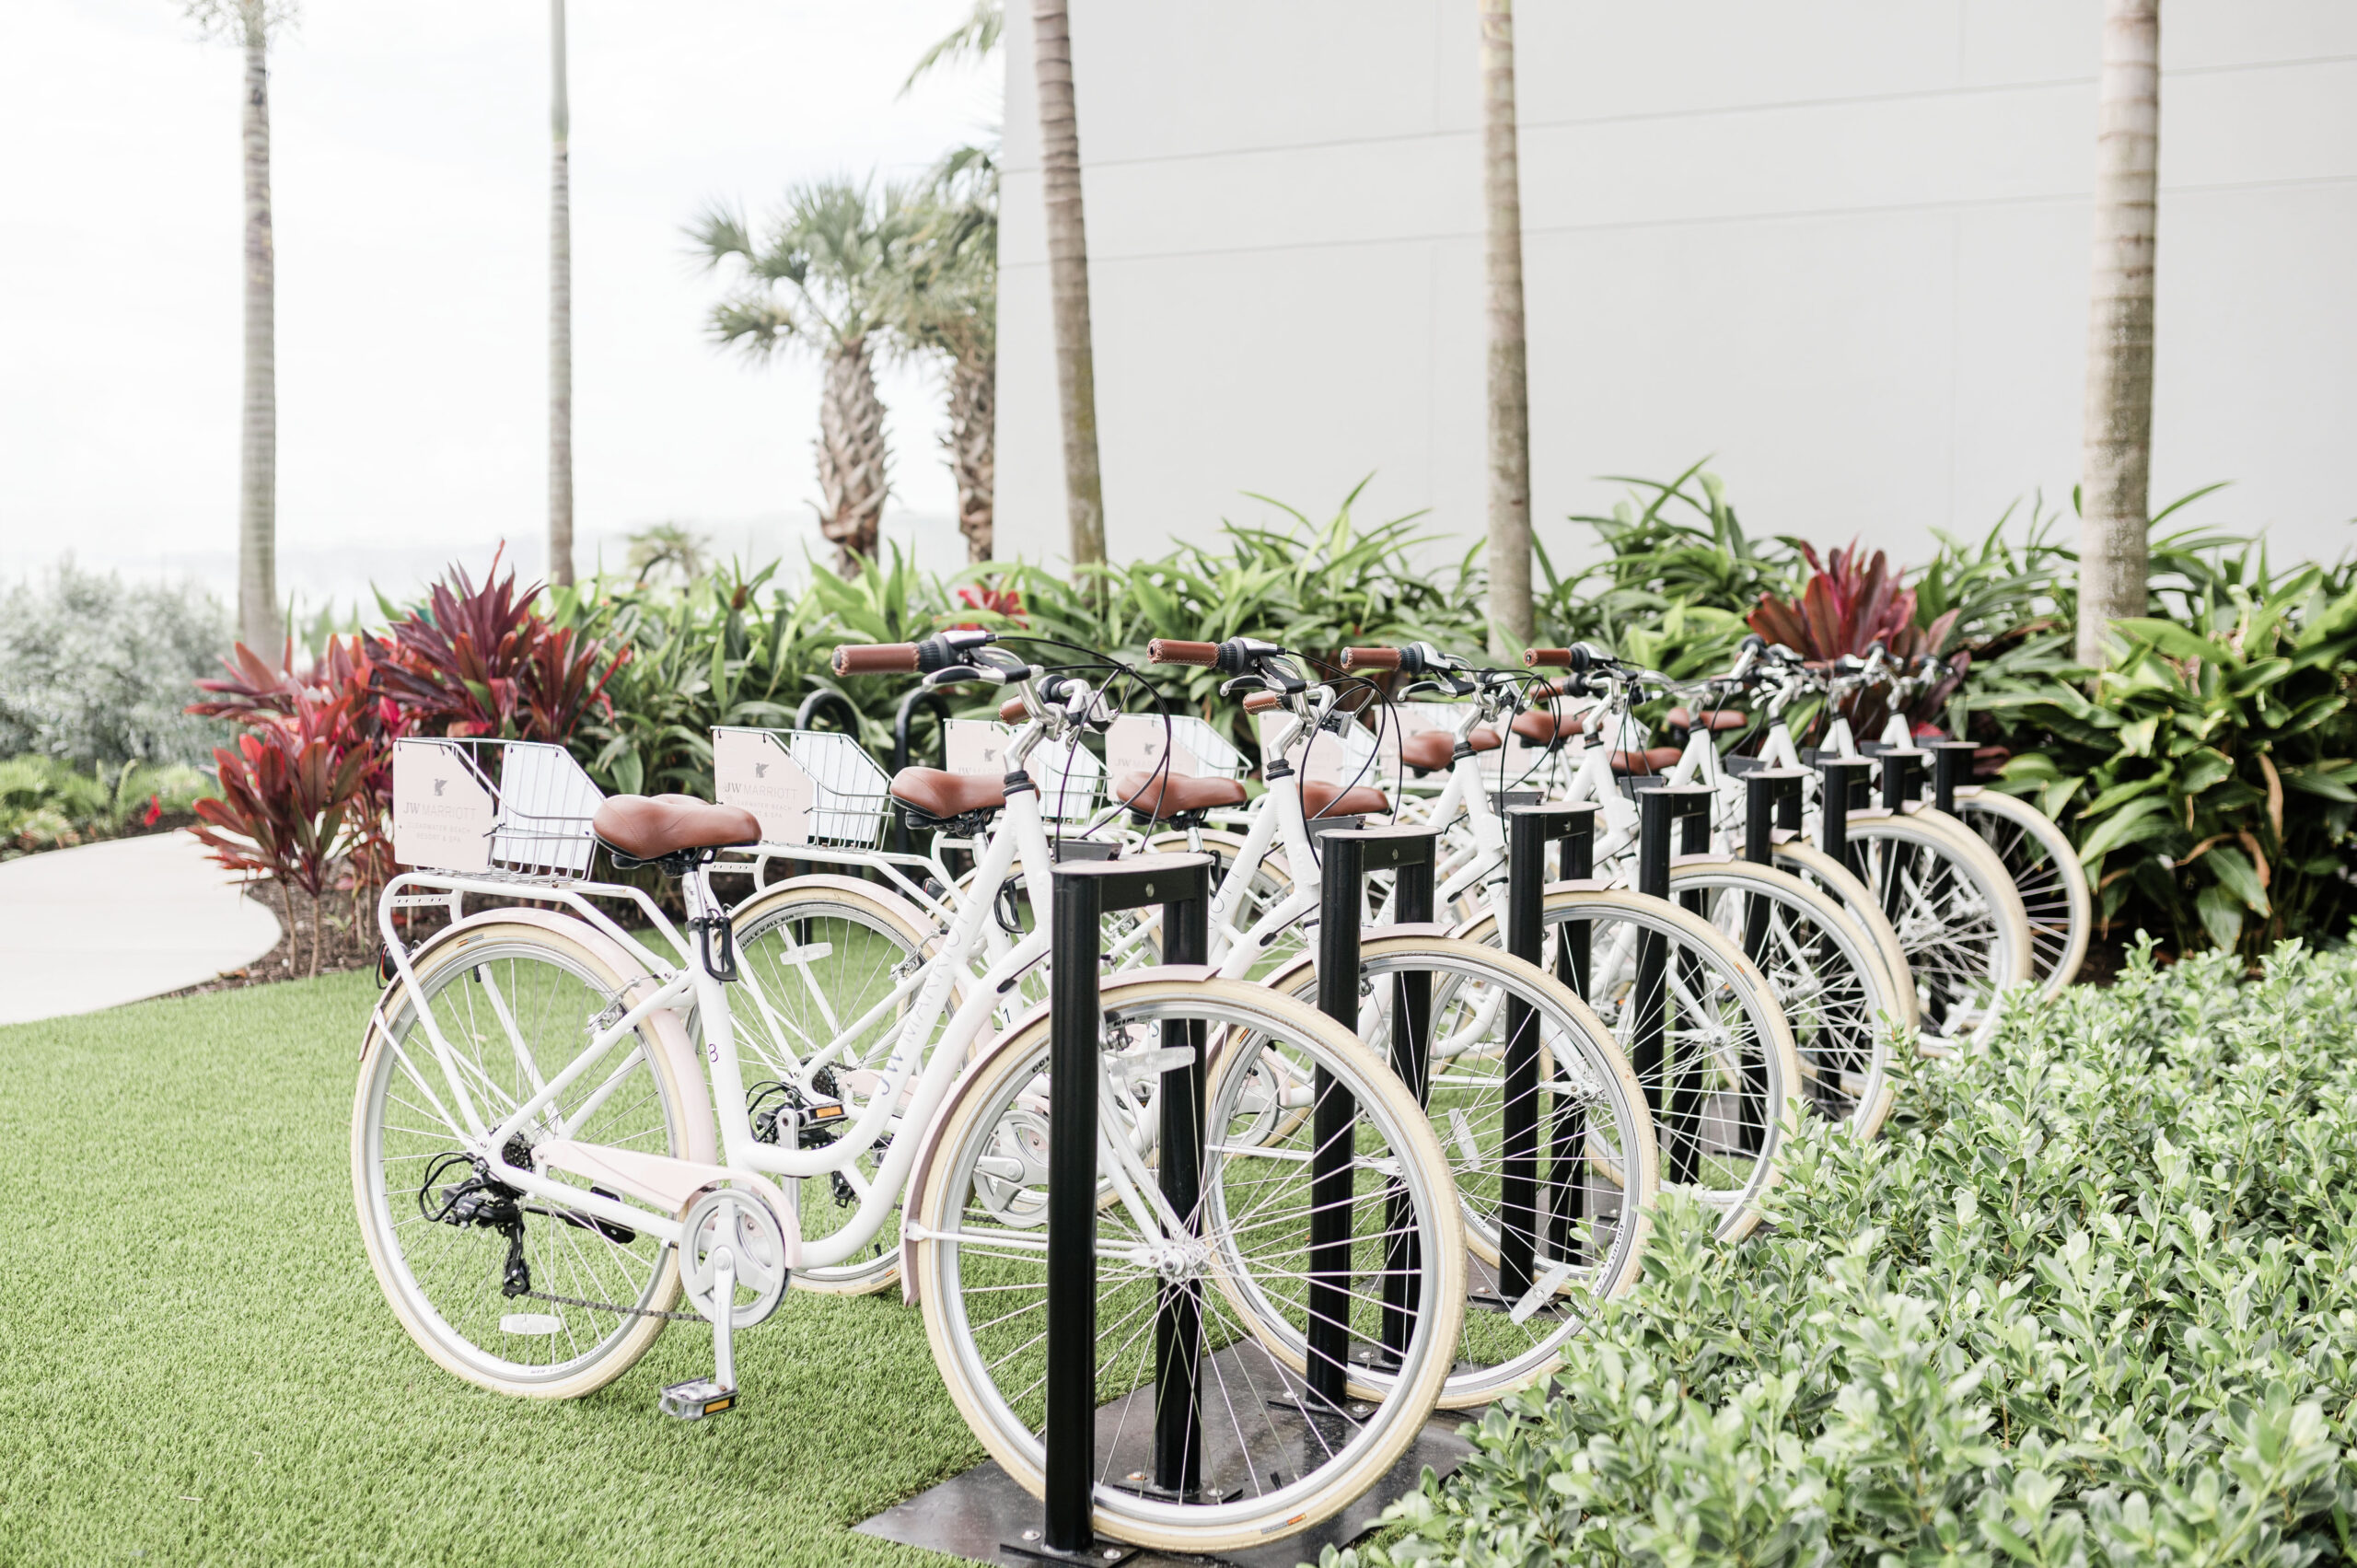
[169,880,452,998]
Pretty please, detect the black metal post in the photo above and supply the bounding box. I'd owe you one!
[1631,790,1673,1126]
[1498,810,1547,1301]
[1931,740,1977,814]
[1817,758,1873,881]
[1547,804,1597,1261]
[1379,832,1437,1364]
[1309,835,1363,1411]
[1152,882,1209,1499]
[1880,749,1923,812]
[1043,870,1104,1556]
[1032,854,1208,1562]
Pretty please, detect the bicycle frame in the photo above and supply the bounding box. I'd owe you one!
[371,757,1184,1275]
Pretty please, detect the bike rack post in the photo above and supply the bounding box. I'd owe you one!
[1036,853,1212,1562]
[1371,826,1442,1367]
[1308,827,1428,1408]
[1929,740,1978,814]
[1880,749,1925,811]
[1817,758,1874,880]
[1634,784,1715,1183]
[1154,869,1212,1501]
[1498,804,1599,1299]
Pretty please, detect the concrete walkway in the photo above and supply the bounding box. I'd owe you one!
[0,832,282,1025]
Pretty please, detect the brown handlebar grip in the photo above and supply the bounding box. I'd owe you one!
[997,693,1028,723]
[1338,646,1400,672]
[1525,648,1573,668]
[1533,677,1580,699]
[832,644,921,676]
[1241,691,1283,714]
[1803,659,1833,673]
[1147,639,1220,667]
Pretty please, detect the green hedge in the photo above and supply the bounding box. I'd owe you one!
[1328,942,2357,1568]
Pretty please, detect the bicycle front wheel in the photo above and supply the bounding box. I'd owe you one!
[1669,861,1902,1139]
[1948,788,2091,994]
[910,976,1465,1555]
[1457,890,1800,1242]
[1845,812,2033,1049]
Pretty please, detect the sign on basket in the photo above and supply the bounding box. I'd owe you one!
[713,728,818,844]
[391,740,495,873]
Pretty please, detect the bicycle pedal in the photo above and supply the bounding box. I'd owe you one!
[658,1378,740,1421]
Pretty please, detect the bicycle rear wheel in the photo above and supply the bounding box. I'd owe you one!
[352,914,702,1399]
[1845,813,2032,1049]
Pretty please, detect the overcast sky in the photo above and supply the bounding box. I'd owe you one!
[0,0,999,610]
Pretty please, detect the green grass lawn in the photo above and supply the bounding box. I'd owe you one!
[0,973,981,1566]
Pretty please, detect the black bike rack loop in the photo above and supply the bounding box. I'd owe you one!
[889,688,957,856]
[1495,804,1598,1302]
[1880,749,1926,812]
[1354,826,1443,1369]
[794,688,865,737]
[1929,740,1979,814]
[1817,757,1874,881]
[1037,853,1212,1562]
[1306,826,1437,1384]
[1633,784,1715,1184]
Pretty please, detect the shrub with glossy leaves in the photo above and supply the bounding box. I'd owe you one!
[1328,941,2357,1568]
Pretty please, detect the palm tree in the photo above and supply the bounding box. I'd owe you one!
[888,149,998,562]
[2077,0,2163,667]
[548,0,575,587]
[901,0,1002,94]
[691,180,917,575]
[184,0,296,654]
[1480,0,1533,655]
[1029,0,1107,575]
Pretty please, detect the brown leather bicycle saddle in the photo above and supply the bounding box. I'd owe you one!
[1399,727,1501,774]
[1112,772,1248,820]
[890,767,1007,820]
[1302,779,1390,819]
[1608,747,1685,775]
[1667,707,1747,733]
[1511,710,1564,743]
[591,795,762,860]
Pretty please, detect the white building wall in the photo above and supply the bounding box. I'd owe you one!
[997,3,2357,577]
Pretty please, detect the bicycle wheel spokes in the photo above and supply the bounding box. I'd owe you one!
[1268,942,1655,1405]
[1549,904,1788,1237]
[733,891,933,1293]
[1680,867,1896,1137]
[355,928,689,1396]
[1951,796,2090,993]
[1852,827,2006,1042]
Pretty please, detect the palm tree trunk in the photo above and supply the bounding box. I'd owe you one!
[238,32,280,656]
[548,0,575,587]
[814,335,889,573]
[946,350,995,561]
[2076,0,2161,668]
[1480,0,1533,656]
[1029,0,1106,574]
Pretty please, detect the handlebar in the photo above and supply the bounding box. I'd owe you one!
[996,693,1028,723]
[833,643,923,675]
[1146,639,1221,668]
[1339,646,1400,672]
[1241,691,1283,714]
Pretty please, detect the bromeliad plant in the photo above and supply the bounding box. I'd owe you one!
[1987,555,2357,958]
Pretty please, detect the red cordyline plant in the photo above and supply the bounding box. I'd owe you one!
[191,689,379,978]
[371,551,628,741]
[1747,541,1965,741]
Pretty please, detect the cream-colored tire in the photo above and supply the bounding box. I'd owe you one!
[353,913,702,1400]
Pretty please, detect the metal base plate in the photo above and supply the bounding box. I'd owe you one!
[854,1345,1473,1568]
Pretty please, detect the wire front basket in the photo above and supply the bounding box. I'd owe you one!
[390,738,603,879]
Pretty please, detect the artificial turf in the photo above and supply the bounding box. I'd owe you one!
[0,972,981,1566]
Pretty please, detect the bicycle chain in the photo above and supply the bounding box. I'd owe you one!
[512,1284,706,1323]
